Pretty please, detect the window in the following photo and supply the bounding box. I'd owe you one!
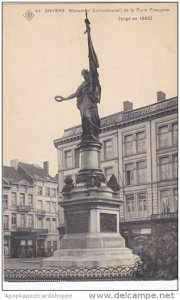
[136,131,145,153]
[126,195,135,218]
[37,217,43,229]
[46,201,50,213]
[104,167,113,182]
[28,194,33,207]
[12,213,17,227]
[27,240,32,246]
[160,190,171,214]
[104,139,113,160]
[52,218,57,232]
[37,186,43,195]
[158,125,169,148]
[52,202,57,212]
[20,193,25,206]
[20,214,26,227]
[159,156,170,180]
[4,240,9,256]
[137,193,147,216]
[45,187,50,196]
[11,193,17,207]
[75,148,80,168]
[27,215,33,227]
[124,135,133,156]
[38,200,43,210]
[51,188,57,198]
[172,155,178,179]
[65,150,72,169]
[3,216,9,230]
[173,189,178,212]
[172,123,177,145]
[126,193,147,219]
[3,195,8,209]
[53,241,57,251]
[125,163,134,185]
[46,218,51,231]
[137,161,146,184]
[47,241,51,252]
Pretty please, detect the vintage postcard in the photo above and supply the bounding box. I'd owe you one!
[2,1,178,297]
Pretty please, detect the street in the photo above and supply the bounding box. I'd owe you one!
[4,257,44,269]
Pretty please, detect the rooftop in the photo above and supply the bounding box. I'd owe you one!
[3,166,30,186]
[54,96,177,147]
[19,162,57,183]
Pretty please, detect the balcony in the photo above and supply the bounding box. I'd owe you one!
[36,228,48,234]
[151,212,178,220]
[17,205,32,212]
[36,209,46,216]
[11,226,48,234]
[16,226,34,232]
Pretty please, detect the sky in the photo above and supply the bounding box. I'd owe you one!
[3,2,177,176]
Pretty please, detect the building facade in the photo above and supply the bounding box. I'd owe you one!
[54,93,178,248]
[3,161,60,258]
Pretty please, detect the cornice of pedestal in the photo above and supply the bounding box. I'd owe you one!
[60,196,123,210]
[77,140,102,150]
[60,183,121,201]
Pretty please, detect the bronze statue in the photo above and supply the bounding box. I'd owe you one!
[55,12,101,142]
[107,174,120,192]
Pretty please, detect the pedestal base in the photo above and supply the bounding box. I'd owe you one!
[43,233,139,268]
[43,247,139,268]
[43,140,140,270]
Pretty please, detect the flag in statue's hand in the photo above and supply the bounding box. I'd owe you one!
[84,11,101,103]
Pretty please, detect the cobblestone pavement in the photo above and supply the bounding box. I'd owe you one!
[4,258,45,269]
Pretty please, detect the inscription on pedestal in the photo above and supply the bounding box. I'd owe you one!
[100,213,117,232]
[66,212,89,233]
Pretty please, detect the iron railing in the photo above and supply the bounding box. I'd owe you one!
[16,226,34,231]
[4,262,144,281]
[13,227,48,234]
[36,209,46,216]
[17,205,32,212]
[151,212,178,220]
[36,228,48,234]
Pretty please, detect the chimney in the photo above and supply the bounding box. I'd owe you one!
[10,159,19,170]
[43,161,49,174]
[157,91,166,102]
[123,101,133,112]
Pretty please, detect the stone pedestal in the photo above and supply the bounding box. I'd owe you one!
[43,141,139,268]
[76,141,105,185]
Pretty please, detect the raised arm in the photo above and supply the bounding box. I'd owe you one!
[55,93,76,102]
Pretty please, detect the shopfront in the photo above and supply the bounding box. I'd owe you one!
[4,237,11,258]
[11,232,36,258]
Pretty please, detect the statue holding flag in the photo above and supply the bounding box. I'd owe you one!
[44,10,139,272]
[55,12,101,142]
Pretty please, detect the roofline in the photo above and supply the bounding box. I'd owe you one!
[63,110,123,133]
[3,166,33,186]
[62,96,178,133]
[2,180,34,188]
[54,96,178,147]
[19,163,57,183]
[18,162,35,180]
[3,164,57,185]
